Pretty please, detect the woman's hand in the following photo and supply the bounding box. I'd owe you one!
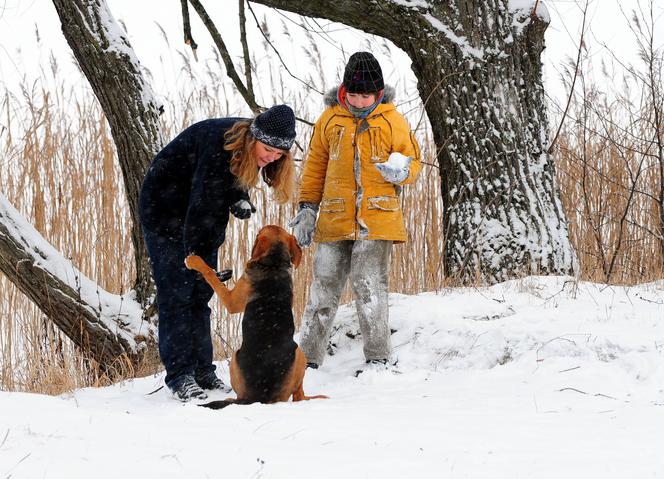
[230,199,256,219]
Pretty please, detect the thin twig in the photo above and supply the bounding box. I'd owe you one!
[238,0,254,95]
[0,429,9,449]
[548,0,589,154]
[180,0,198,61]
[188,0,261,114]
[245,2,324,95]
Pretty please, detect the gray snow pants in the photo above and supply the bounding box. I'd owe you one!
[299,240,392,366]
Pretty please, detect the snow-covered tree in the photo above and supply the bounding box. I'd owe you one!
[250,0,577,282]
[0,0,161,367]
[0,0,577,369]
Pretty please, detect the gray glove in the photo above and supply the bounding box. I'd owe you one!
[230,199,256,219]
[375,152,412,184]
[288,203,318,247]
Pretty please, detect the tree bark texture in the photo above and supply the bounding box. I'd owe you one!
[0,195,154,367]
[51,0,163,303]
[252,0,577,283]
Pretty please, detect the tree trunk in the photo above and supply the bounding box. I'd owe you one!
[51,0,163,304]
[0,0,163,368]
[251,0,577,283]
[0,194,155,366]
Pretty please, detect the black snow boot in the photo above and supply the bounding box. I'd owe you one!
[173,376,208,401]
[196,373,232,393]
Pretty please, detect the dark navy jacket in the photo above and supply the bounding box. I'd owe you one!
[139,118,250,254]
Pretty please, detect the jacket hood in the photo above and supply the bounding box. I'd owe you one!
[323,85,396,108]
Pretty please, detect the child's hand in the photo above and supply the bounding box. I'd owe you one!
[288,203,318,247]
[375,152,412,184]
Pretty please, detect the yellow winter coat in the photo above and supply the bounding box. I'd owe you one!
[298,89,421,243]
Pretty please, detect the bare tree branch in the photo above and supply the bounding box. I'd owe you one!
[188,0,261,113]
[245,2,323,95]
[181,0,199,61]
[239,0,254,94]
[548,0,589,154]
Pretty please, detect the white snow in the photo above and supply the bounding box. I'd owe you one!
[385,151,411,170]
[88,0,163,144]
[388,0,431,9]
[2,275,664,478]
[508,0,551,24]
[423,14,485,61]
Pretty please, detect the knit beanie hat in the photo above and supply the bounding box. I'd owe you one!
[342,51,384,94]
[250,104,296,150]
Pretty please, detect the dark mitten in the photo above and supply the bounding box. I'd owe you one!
[230,199,256,219]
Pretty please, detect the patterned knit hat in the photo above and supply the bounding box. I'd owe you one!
[250,104,296,150]
[343,51,384,94]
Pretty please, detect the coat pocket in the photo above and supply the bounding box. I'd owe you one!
[320,198,345,213]
[329,125,346,162]
[367,195,399,211]
[369,127,385,163]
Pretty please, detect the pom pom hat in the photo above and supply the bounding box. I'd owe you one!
[250,104,296,150]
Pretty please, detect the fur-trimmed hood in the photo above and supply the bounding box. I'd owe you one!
[323,85,396,108]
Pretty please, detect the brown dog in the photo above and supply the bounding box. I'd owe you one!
[185,225,327,409]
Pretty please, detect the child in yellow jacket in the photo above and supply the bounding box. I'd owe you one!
[290,51,421,372]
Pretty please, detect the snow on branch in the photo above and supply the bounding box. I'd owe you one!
[83,0,161,116]
[0,193,150,351]
[424,14,485,61]
[508,0,551,33]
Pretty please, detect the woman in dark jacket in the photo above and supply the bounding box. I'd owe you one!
[139,104,296,401]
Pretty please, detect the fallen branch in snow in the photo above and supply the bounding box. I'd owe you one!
[0,429,9,449]
[146,386,164,396]
[558,387,623,402]
[558,366,581,373]
[636,294,664,305]
[542,279,578,303]
[536,336,577,362]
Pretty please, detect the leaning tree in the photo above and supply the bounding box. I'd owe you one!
[0,0,162,369]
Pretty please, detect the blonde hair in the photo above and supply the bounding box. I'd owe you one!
[224,120,295,204]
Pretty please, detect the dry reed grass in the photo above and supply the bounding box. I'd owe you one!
[0,39,443,394]
[1,20,661,394]
[553,28,664,284]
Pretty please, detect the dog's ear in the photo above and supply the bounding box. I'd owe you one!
[249,234,271,264]
[288,234,302,269]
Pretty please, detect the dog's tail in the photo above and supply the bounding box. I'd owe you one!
[198,398,254,410]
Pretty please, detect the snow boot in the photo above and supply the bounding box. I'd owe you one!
[173,376,208,401]
[196,373,232,393]
[354,358,390,377]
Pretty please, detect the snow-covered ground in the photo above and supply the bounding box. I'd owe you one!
[2,276,664,478]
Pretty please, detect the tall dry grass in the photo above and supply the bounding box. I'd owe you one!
[0,35,445,394]
[553,10,664,285]
[1,16,662,394]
